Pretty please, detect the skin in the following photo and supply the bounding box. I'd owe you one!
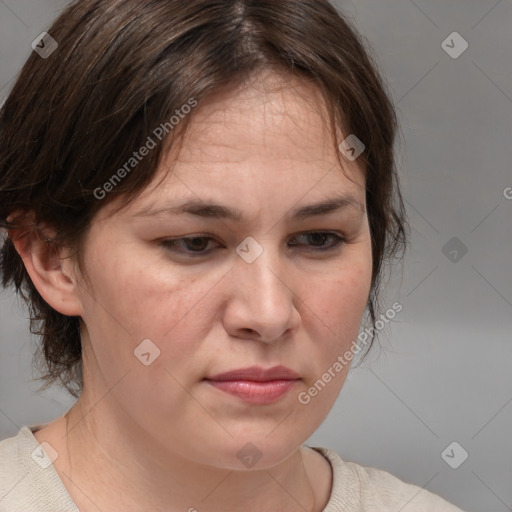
[13,69,373,512]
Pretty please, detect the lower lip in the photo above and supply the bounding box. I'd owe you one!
[205,379,299,404]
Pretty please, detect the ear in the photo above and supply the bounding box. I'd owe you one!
[8,212,84,317]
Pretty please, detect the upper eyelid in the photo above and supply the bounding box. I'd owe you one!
[161,231,345,249]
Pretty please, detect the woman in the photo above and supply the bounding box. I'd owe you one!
[0,0,466,511]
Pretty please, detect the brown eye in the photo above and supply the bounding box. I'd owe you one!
[288,231,345,251]
[161,235,219,256]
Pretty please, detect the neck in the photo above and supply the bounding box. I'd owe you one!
[57,398,322,512]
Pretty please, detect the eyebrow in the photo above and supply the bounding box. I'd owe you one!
[134,194,365,222]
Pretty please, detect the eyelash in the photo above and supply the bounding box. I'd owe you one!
[160,231,345,257]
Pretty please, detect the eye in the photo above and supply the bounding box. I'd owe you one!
[288,231,345,252]
[160,234,219,256]
[160,231,345,258]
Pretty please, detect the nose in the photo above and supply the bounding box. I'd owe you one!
[222,243,301,343]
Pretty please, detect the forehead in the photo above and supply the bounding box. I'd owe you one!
[106,70,366,221]
[175,69,341,165]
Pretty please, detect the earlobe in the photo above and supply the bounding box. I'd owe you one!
[8,217,84,318]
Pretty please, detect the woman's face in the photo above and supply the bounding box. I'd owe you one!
[73,71,373,469]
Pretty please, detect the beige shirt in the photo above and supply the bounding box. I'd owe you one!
[0,426,466,511]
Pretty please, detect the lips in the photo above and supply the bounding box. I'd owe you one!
[204,365,300,404]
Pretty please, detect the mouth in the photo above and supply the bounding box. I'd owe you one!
[204,365,300,405]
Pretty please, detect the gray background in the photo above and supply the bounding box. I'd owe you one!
[0,1,511,511]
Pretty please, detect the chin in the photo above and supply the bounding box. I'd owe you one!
[202,437,302,472]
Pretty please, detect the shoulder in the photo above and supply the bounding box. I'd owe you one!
[0,426,79,512]
[0,427,33,505]
[309,446,467,512]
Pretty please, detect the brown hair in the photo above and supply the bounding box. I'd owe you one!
[0,0,408,398]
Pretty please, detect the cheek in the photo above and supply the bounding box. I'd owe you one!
[296,266,371,417]
[315,257,372,334]
[305,253,372,387]
[77,242,220,374]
